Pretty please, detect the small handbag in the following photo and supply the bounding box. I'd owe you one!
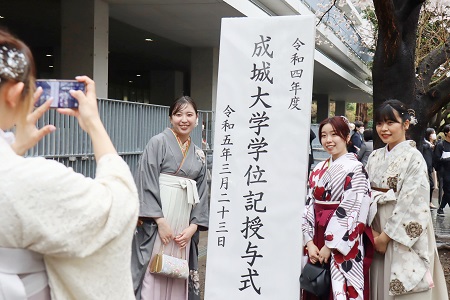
[300,263,330,297]
[149,246,189,279]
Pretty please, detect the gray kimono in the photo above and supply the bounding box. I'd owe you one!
[131,128,209,299]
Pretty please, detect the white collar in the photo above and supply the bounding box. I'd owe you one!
[424,139,433,146]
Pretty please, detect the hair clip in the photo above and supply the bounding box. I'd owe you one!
[407,108,418,125]
[339,115,350,125]
[0,45,28,82]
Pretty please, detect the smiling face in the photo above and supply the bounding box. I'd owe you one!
[320,123,349,160]
[375,109,409,150]
[170,103,197,142]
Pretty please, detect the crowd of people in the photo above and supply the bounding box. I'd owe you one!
[1,27,450,300]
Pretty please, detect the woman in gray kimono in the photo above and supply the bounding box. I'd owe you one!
[131,96,209,300]
[366,99,447,299]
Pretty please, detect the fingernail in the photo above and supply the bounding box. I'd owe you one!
[49,126,56,132]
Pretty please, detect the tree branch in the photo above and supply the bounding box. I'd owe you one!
[373,0,399,63]
[316,0,337,26]
[373,0,396,35]
[398,0,426,21]
[417,39,450,89]
[426,76,450,119]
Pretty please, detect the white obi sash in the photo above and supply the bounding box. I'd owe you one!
[159,173,200,205]
[0,248,49,300]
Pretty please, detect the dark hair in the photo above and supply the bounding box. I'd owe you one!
[169,96,198,117]
[354,121,364,129]
[425,128,435,140]
[319,116,350,142]
[374,99,411,124]
[0,28,35,98]
[363,128,373,141]
[444,124,450,135]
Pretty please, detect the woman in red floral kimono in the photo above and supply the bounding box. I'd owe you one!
[302,116,372,300]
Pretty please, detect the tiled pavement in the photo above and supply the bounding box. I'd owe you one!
[432,189,450,247]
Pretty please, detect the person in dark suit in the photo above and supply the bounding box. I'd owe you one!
[357,129,373,167]
[348,121,364,153]
[421,128,437,209]
[436,125,450,216]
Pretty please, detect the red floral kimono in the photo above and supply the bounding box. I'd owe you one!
[302,153,372,300]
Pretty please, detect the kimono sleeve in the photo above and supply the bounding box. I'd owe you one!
[383,152,430,247]
[302,180,316,246]
[135,136,165,218]
[325,164,371,256]
[190,155,209,230]
[20,154,139,257]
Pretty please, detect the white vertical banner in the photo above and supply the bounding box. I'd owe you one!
[205,15,315,300]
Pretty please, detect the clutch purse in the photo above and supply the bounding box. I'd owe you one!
[149,246,189,280]
[300,263,330,297]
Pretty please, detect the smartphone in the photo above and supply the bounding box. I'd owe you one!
[35,79,85,108]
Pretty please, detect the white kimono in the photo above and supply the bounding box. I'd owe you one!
[0,135,139,299]
[366,140,448,299]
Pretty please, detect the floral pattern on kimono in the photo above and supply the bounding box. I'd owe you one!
[366,141,432,295]
[302,153,371,299]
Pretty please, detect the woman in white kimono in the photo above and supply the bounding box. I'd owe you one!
[366,99,448,299]
[302,116,372,300]
[131,96,209,300]
[0,30,139,299]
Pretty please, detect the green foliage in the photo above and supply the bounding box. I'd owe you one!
[346,103,356,122]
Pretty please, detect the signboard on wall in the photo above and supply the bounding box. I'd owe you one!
[205,15,316,299]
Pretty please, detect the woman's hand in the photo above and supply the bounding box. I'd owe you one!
[319,245,331,264]
[57,76,101,133]
[306,241,320,264]
[174,224,198,249]
[12,87,56,155]
[374,232,391,254]
[372,228,380,238]
[57,76,117,161]
[155,218,173,245]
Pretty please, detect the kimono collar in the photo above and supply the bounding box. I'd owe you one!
[169,128,191,157]
[328,152,356,167]
[384,140,415,159]
[0,129,15,145]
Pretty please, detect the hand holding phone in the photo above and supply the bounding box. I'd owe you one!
[35,79,85,108]
[57,76,118,160]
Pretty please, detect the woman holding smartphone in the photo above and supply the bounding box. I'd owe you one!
[0,29,139,299]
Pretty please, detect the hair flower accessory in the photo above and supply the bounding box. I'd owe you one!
[407,109,418,125]
[0,45,28,82]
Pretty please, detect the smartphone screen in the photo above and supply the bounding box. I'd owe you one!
[35,80,85,108]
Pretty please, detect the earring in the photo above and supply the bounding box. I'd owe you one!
[195,119,198,127]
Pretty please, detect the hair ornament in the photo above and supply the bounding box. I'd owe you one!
[0,45,28,82]
[407,108,418,125]
[339,115,350,125]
